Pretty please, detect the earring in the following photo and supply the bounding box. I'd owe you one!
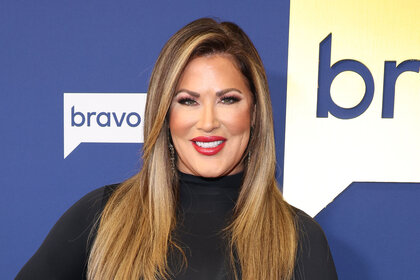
[169,142,176,173]
[248,126,253,166]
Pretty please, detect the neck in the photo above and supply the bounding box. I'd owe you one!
[176,170,243,214]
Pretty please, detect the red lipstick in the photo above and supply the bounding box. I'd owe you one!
[191,136,226,156]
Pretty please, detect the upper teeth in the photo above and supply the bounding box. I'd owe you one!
[195,140,223,148]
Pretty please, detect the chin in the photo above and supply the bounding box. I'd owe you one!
[195,164,241,178]
[179,164,225,178]
[196,169,225,178]
[177,159,243,178]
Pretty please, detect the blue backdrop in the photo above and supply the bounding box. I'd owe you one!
[1,1,419,279]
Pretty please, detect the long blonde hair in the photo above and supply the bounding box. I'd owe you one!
[87,18,297,280]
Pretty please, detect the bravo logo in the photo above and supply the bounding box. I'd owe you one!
[64,93,147,158]
[71,106,141,127]
[284,0,420,217]
[317,34,420,119]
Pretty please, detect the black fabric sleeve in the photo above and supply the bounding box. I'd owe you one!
[292,208,338,280]
[15,185,117,280]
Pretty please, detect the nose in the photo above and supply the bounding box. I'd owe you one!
[196,102,220,132]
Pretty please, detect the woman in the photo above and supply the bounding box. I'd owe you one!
[17,18,337,280]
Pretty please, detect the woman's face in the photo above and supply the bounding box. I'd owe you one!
[169,54,254,177]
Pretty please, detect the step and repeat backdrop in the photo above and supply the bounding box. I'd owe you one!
[1,0,419,279]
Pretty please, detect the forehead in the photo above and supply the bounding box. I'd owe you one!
[176,54,250,90]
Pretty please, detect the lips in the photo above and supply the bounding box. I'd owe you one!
[191,136,226,156]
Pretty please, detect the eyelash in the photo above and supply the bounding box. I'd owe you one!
[221,95,240,104]
[177,95,241,106]
[178,97,197,106]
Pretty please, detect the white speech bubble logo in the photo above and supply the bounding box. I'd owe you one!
[64,93,146,158]
[284,0,420,217]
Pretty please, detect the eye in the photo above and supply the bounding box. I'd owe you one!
[221,95,240,104]
[178,97,198,106]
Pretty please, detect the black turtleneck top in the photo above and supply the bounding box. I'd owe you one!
[16,172,338,280]
[171,172,242,280]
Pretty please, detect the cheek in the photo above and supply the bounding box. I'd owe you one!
[169,107,195,138]
[221,106,252,135]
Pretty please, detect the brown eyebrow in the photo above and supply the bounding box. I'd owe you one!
[175,89,200,97]
[216,88,243,96]
[175,88,243,97]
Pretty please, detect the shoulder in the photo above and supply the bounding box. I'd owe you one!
[69,184,119,216]
[56,184,119,230]
[55,183,120,242]
[291,207,338,280]
[16,183,120,280]
[292,207,328,248]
